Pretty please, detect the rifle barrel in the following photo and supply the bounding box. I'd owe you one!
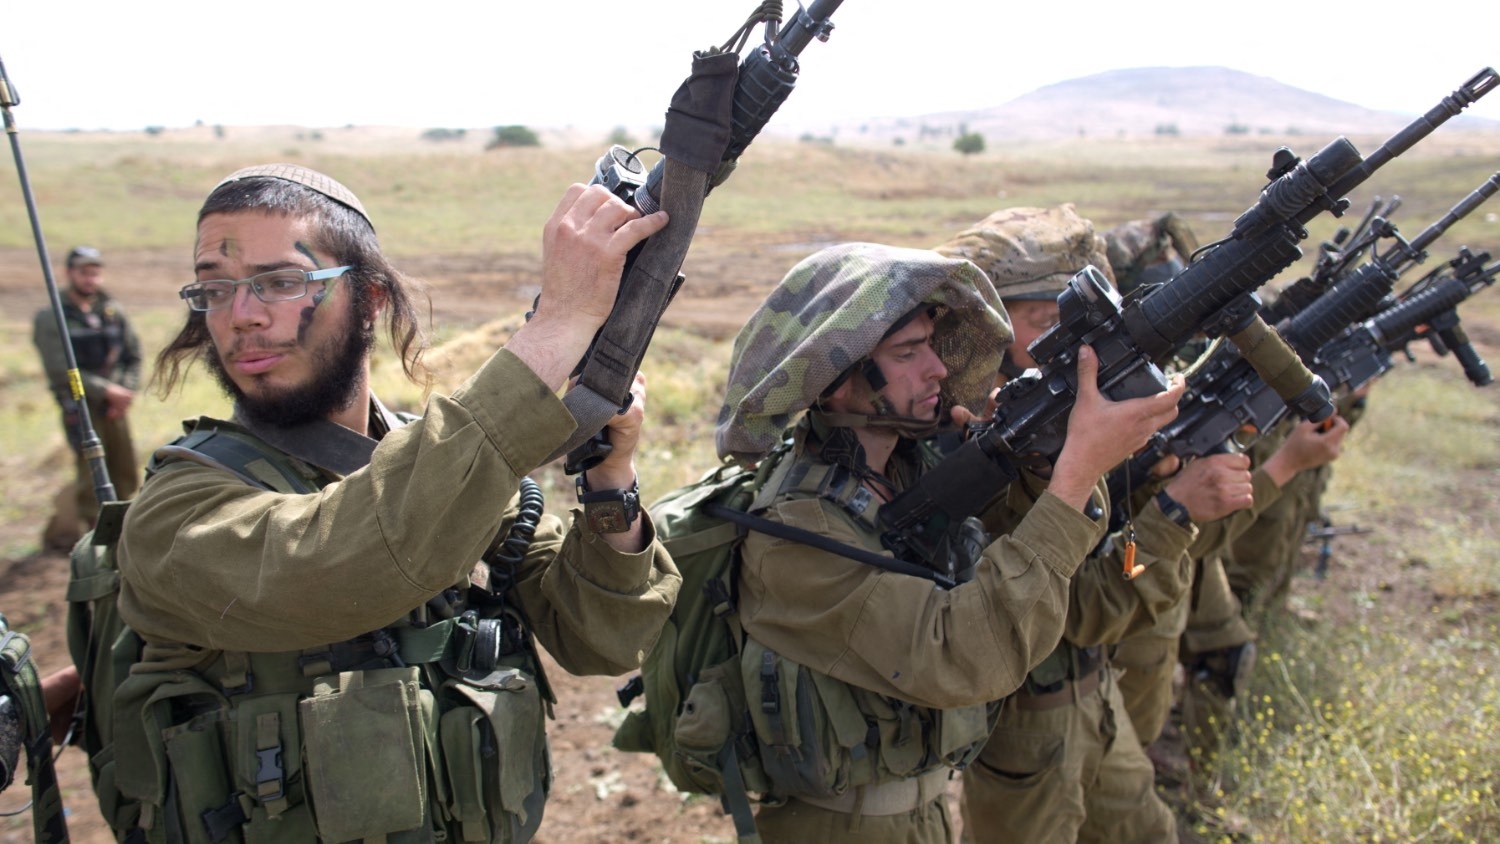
[0,53,116,507]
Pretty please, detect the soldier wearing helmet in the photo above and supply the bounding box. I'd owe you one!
[1095,213,1350,790]
[938,206,1265,843]
[713,240,1183,842]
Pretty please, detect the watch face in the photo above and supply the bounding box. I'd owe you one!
[587,500,631,534]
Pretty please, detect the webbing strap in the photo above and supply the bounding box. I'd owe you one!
[548,159,712,464]
[702,504,957,589]
[254,713,288,817]
[548,49,739,465]
[717,742,763,844]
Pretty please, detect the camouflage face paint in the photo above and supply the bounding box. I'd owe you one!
[297,304,317,345]
[294,241,322,269]
[294,241,330,345]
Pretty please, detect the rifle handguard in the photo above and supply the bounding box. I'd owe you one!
[1228,317,1334,422]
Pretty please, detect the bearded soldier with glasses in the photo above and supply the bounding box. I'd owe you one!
[64,163,681,844]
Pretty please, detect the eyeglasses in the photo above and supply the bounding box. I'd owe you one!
[178,266,352,312]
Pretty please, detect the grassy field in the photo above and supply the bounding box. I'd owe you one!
[2,124,1499,843]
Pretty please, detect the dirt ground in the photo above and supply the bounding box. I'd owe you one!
[1,240,1496,844]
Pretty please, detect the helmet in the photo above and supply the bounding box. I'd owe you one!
[1103,212,1199,295]
[935,204,1114,301]
[716,242,1010,464]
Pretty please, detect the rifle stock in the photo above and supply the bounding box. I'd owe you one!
[555,0,844,471]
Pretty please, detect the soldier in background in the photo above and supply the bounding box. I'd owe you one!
[1102,216,1350,781]
[941,206,1252,843]
[32,245,142,550]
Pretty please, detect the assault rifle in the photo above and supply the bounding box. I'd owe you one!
[1305,518,1373,580]
[1104,171,1500,513]
[1314,247,1497,394]
[1261,195,1401,323]
[549,0,844,471]
[877,69,1498,572]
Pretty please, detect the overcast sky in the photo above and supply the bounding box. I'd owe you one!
[5,0,1498,132]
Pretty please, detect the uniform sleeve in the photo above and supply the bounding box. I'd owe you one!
[31,309,71,403]
[737,488,1103,711]
[118,349,586,652]
[116,306,143,391]
[509,507,680,677]
[1065,497,1195,646]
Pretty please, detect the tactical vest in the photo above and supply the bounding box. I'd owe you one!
[62,296,129,377]
[735,450,998,803]
[67,418,553,844]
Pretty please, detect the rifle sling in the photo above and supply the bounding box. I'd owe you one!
[702,502,957,590]
[548,50,739,464]
[549,157,711,464]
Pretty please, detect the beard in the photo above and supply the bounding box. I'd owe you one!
[207,316,374,428]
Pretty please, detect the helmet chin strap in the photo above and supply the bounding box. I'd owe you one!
[814,399,953,440]
[818,349,954,441]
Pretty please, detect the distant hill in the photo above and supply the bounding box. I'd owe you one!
[798,66,1498,144]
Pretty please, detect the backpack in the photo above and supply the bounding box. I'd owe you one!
[612,446,957,841]
[612,457,772,840]
[1,614,69,844]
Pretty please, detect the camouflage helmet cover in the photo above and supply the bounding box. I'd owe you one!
[934,204,1115,301]
[1103,212,1200,295]
[716,242,1011,464]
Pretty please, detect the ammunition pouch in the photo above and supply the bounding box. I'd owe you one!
[107,620,550,844]
[739,638,992,805]
[1014,643,1106,712]
[670,655,771,799]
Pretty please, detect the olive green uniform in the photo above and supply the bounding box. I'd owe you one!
[735,427,1108,843]
[959,475,1194,843]
[1113,468,1284,747]
[32,290,142,533]
[111,349,679,842]
[1224,395,1366,627]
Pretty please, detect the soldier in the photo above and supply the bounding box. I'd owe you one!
[713,240,1183,842]
[939,206,1253,842]
[1099,214,1351,777]
[1172,417,1348,774]
[1223,388,1369,628]
[75,164,680,843]
[32,245,142,550]
[1103,211,1199,297]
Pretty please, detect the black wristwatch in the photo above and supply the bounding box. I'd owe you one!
[1155,489,1193,529]
[577,473,641,534]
